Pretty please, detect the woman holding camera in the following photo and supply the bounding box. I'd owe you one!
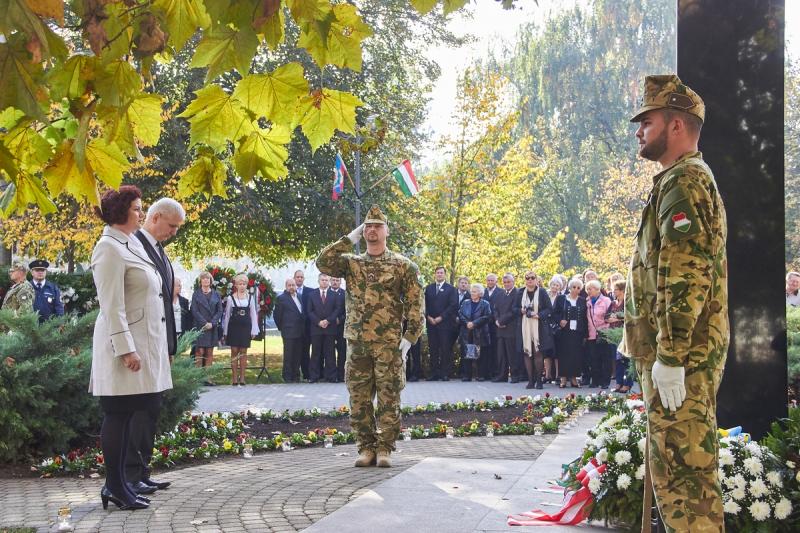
[458,283,493,381]
[515,271,554,389]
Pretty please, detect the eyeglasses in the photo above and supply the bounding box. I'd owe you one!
[525,275,536,280]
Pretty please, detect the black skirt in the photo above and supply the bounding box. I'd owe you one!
[227,304,252,348]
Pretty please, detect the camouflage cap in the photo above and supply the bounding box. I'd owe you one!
[363,205,387,225]
[630,74,705,123]
[9,261,27,272]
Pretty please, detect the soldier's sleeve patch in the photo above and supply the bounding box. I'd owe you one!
[658,184,702,244]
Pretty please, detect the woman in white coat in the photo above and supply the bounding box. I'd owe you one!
[89,186,172,511]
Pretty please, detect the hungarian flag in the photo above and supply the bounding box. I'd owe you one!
[332,154,348,200]
[391,160,420,197]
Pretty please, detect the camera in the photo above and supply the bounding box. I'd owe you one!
[525,305,536,318]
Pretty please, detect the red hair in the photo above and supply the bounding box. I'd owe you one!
[94,185,142,225]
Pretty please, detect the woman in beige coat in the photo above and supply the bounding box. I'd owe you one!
[89,186,172,511]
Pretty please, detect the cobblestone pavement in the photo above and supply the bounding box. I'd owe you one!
[1,434,555,533]
[196,380,634,413]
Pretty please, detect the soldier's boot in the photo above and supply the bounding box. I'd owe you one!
[354,449,376,467]
[376,450,392,468]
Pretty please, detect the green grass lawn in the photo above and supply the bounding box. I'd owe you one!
[177,335,287,384]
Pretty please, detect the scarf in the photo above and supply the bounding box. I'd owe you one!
[521,288,540,356]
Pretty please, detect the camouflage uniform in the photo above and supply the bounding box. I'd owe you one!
[3,280,34,314]
[316,207,424,453]
[624,75,729,533]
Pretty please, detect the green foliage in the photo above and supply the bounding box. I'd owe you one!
[762,407,800,528]
[787,59,800,268]
[158,330,208,435]
[0,310,209,463]
[788,306,800,401]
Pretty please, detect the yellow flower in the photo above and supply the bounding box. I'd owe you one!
[222,439,233,451]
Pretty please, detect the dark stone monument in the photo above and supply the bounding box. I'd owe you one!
[678,0,786,439]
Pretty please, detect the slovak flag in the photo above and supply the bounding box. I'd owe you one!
[332,153,349,200]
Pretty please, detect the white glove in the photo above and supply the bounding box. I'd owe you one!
[347,223,365,244]
[651,360,686,412]
[399,338,412,364]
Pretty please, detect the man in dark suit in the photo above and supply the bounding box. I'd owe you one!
[424,266,458,381]
[330,277,347,382]
[493,273,519,383]
[28,259,64,322]
[274,278,306,382]
[481,273,501,382]
[307,274,343,382]
[128,198,185,495]
[293,270,313,381]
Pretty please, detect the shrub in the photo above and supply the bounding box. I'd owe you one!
[788,307,800,401]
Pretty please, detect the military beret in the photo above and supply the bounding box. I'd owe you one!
[363,205,387,225]
[10,261,28,272]
[630,74,705,123]
[28,259,49,270]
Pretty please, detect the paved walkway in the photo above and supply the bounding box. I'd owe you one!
[196,381,628,413]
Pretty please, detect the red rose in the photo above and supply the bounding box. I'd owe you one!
[212,268,219,276]
[505,395,513,401]
[96,454,104,465]
[249,279,255,286]
[265,296,271,305]
[259,283,266,291]
[67,451,78,461]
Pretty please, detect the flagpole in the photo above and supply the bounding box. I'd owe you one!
[354,148,362,254]
[362,168,394,195]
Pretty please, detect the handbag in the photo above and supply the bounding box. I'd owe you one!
[588,302,609,346]
[464,343,480,359]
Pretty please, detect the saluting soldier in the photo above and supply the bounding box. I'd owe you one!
[29,259,64,322]
[624,75,728,533]
[3,261,35,314]
[316,205,424,468]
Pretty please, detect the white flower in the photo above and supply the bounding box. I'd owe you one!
[588,477,601,494]
[594,434,606,447]
[717,468,726,485]
[638,437,647,455]
[730,487,746,501]
[40,458,53,467]
[553,407,562,415]
[635,463,646,480]
[614,450,632,465]
[533,395,541,401]
[748,500,770,521]
[733,474,747,489]
[796,470,800,483]
[748,478,768,498]
[743,456,763,475]
[786,460,796,469]
[745,442,763,457]
[775,497,792,520]
[542,416,553,424]
[585,436,595,448]
[723,500,741,515]
[766,471,783,487]
[625,399,645,409]
[723,476,737,489]
[615,429,630,444]
[616,473,632,490]
[596,448,608,464]
[220,277,227,284]
[718,448,734,466]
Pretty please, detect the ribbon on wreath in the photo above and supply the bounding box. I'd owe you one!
[507,458,607,526]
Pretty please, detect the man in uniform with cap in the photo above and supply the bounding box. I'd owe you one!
[3,262,34,314]
[316,205,424,468]
[29,260,64,322]
[624,74,728,532]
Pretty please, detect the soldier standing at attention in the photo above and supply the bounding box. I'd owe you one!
[316,205,424,468]
[29,259,64,322]
[3,261,34,314]
[624,75,728,532]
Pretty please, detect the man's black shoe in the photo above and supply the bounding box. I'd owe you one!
[127,481,157,495]
[490,378,504,383]
[408,376,419,382]
[509,378,520,383]
[142,478,171,490]
[426,376,440,381]
[442,376,450,381]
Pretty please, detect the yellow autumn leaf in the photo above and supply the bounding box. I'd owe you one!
[179,84,250,152]
[0,172,57,217]
[287,0,332,22]
[297,3,372,71]
[295,88,363,152]
[2,120,53,171]
[232,63,308,125]
[442,0,469,15]
[24,0,64,24]
[190,25,260,82]
[233,124,290,181]
[94,60,142,107]
[177,153,228,199]
[43,141,96,201]
[128,94,164,147]
[152,0,211,52]
[409,0,438,14]
[85,138,129,189]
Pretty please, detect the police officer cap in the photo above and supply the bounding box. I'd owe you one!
[630,74,705,124]
[28,259,49,270]
[10,261,28,272]
[363,205,388,225]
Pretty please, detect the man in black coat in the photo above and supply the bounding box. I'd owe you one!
[493,273,520,382]
[293,270,313,381]
[481,273,501,381]
[330,277,347,382]
[274,279,306,382]
[424,266,458,381]
[307,274,343,382]
[127,198,185,495]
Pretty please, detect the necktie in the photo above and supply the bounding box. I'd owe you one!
[156,242,168,266]
[321,290,326,304]
[506,290,510,296]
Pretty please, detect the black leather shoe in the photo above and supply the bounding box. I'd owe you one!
[128,481,157,495]
[136,494,150,504]
[509,378,520,384]
[442,376,450,381]
[142,478,171,490]
[101,487,148,510]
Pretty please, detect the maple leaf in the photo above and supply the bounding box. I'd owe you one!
[3,119,53,171]
[233,124,290,181]
[295,88,363,152]
[177,152,228,199]
[94,60,142,107]
[0,0,52,58]
[97,2,133,62]
[442,0,469,15]
[0,37,48,120]
[287,0,332,22]
[25,0,64,24]
[0,172,57,216]
[152,0,211,52]
[253,0,285,50]
[409,0,437,14]
[179,84,249,152]
[190,25,259,82]
[298,4,372,71]
[47,54,92,101]
[98,93,164,156]
[44,139,129,203]
[232,63,308,124]
[86,138,129,189]
[0,107,25,130]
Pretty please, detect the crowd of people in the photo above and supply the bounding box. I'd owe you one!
[272,265,634,393]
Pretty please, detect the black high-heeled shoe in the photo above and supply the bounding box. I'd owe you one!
[101,487,149,510]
